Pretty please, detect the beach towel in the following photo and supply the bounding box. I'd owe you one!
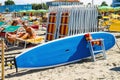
[3,25,20,32]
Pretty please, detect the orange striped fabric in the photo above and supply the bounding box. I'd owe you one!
[46,34,54,41]
[49,12,57,23]
[59,25,68,35]
[49,16,56,23]
[47,24,56,34]
[61,12,69,24]
[61,17,69,24]
[91,40,102,46]
[59,12,69,38]
[46,12,57,41]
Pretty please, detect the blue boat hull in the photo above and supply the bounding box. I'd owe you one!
[15,32,116,69]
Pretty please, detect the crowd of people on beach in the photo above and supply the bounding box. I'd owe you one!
[0,12,46,49]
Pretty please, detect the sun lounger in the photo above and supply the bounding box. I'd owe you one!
[3,25,21,47]
[3,25,20,32]
[0,22,4,26]
[16,36,44,48]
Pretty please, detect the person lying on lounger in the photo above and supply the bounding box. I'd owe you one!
[17,22,36,40]
[6,20,36,44]
[6,20,19,44]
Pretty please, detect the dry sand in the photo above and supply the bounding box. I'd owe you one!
[0,31,120,80]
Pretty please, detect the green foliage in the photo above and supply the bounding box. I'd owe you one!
[4,0,15,5]
[42,3,49,9]
[100,1,108,6]
[32,4,40,10]
[32,3,48,10]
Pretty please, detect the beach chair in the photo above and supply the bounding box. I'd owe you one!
[15,26,44,48]
[45,12,57,42]
[0,21,4,26]
[85,33,106,61]
[57,12,70,38]
[3,25,21,47]
[3,25,20,33]
[16,36,44,48]
[0,22,6,37]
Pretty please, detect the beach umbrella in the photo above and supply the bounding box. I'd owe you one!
[114,7,120,11]
[26,10,36,13]
[98,6,114,12]
[36,9,48,13]
[19,10,26,13]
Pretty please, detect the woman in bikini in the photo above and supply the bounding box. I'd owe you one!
[18,22,36,39]
[6,20,19,44]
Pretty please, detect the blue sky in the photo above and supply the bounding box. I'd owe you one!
[1,0,112,5]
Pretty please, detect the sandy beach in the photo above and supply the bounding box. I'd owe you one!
[0,0,120,80]
[0,31,120,80]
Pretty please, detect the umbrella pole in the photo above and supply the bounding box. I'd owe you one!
[1,38,5,80]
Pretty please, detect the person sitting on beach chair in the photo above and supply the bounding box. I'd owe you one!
[6,20,36,45]
[17,21,36,40]
[17,21,45,48]
[16,21,38,48]
[6,20,19,44]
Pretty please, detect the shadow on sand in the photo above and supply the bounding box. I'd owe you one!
[110,67,120,72]
[5,58,91,78]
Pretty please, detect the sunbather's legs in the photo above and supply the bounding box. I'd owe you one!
[19,33,29,39]
[6,34,16,44]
